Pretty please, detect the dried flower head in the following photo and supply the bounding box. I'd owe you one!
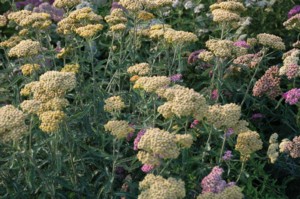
[235,130,263,161]
[104,120,134,139]
[0,105,28,142]
[285,136,300,158]
[8,40,41,58]
[139,174,186,199]
[284,14,300,31]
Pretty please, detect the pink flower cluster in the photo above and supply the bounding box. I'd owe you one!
[286,136,300,158]
[253,66,281,99]
[233,40,250,49]
[283,88,300,105]
[141,164,155,173]
[133,129,146,150]
[288,5,300,18]
[190,119,199,128]
[188,49,205,64]
[222,150,233,161]
[201,166,234,194]
[170,74,183,82]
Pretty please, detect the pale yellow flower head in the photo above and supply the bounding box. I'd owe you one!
[164,29,198,45]
[104,120,134,139]
[75,24,103,39]
[0,105,28,142]
[61,63,80,73]
[134,76,170,92]
[53,0,81,8]
[104,96,126,113]
[257,33,285,50]
[20,64,40,76]
[8,40,41,58]
[127,63,150,76]
[0,36,22,48]
[0,15,7,27]
[235,130,263,161]
[139,174,186,199]
[39,110,66,133]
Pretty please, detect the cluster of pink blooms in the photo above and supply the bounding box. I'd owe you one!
[33,2,64,22]
[201,166,235,194]
[233,40,250,49]
[170,74,183,82]
[288,5,300,18]
[211,89,218,100]
[133,129,146,151]
[286,136,300,158]
[222,150,233,161]
[283,88,300,105]
[190,119,199,128]
[188,49,205,64]
[286,64,299,79]
[141,164,155,173]
[253,66,281,99]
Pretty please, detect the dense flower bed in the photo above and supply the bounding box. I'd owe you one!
[0,0,300,198]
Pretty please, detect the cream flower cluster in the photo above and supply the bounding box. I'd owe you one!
[119,0,173,12]
[127,63,150,76]
[104,96,126,113]
[267,133,279,164]
[139,174,186,199]
[57,7,103,37]
[20,64,40,76]
[206,39,247,58]
[197,185,244,199]
[20,71,76,133]
[104,120,134,139]
[157,85,208,119]
[53,0,81,9]
[205,103,248,133]
[0,105,28,142]
[137,128,193,166]
[256,33,285,51]
[133,76,170,92]
[235,130,263,161]
[279,49,300,79]
[105,8,127,32]
[210,1,246,24]
[8,40,41,58]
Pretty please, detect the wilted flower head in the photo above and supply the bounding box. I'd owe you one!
[253,66,281,99]
[139,174,186,199]
[283,88,300,105]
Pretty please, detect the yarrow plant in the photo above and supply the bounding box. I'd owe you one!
[0,0,299,198]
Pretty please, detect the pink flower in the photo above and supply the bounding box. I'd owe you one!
[211,89,218,100]
[283,88,300,105]
[141,164,155,173]
[233,40,250,49]
[222,150,233,161]
[170,74,183,82]
[133,129,146,150]
[190,119,199,128]
[188,49,205,64]
[201,166,227,193]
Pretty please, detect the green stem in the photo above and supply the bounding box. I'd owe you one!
[218,134,227,164]
[236,161,245,183]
